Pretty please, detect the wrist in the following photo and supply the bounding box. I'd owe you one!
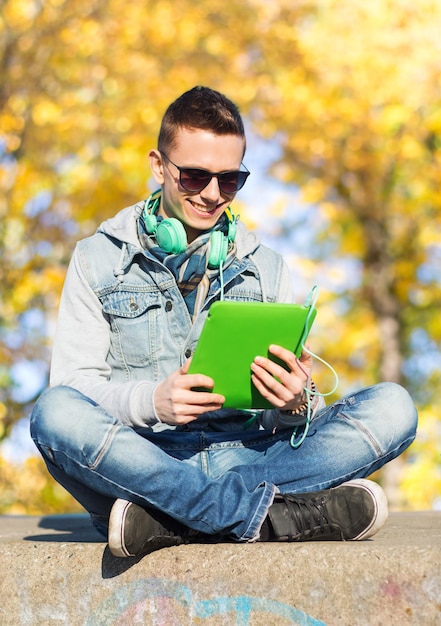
[281,381,317,416]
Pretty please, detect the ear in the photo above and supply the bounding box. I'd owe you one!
[149,150,165,185]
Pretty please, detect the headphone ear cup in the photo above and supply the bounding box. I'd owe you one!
[156,218,187,254]
[208,231,228,269]
[143,212,158,235]
[142,193,161,234]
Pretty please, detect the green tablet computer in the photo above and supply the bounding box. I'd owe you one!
[187,288,317,409]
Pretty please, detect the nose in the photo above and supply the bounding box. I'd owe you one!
[200,175,221,202]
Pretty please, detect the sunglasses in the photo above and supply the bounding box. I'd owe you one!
[160,151,250,194]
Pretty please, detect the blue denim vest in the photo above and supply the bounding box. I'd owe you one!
[76,212,291,390]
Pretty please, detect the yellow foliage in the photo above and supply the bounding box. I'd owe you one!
[32,99,62,126]
[400,409,441,510]
[301,179,327,204]
[0,455,84,514]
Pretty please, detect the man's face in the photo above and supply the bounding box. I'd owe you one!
[149,128,245,243]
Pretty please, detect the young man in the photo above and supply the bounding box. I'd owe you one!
[30,86,417,557]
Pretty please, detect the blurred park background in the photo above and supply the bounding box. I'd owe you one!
[0,0,440,515]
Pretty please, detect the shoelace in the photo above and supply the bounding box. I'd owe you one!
[153,512,201,544]
[282,494,342,540]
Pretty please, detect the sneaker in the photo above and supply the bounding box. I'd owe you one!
[261,479,388,542]
[108,499,198,557]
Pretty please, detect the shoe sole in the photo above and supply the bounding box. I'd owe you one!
[339,478,389,540]
[108,499,133,557]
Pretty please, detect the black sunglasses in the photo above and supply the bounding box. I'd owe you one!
[160,151,250,194]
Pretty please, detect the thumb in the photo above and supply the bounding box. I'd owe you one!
[180,357,192,375]
[299,346,313,367]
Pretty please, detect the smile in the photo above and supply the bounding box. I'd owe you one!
[188,200,222,214]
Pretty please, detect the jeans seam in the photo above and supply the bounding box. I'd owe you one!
[90,423,121,470]
[339,412,383,456]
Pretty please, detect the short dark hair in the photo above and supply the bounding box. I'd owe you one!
[158,86,246,153]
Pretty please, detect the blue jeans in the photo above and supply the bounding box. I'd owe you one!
[30,382,417,541]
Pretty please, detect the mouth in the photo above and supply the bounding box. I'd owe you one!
[188,199,224,216]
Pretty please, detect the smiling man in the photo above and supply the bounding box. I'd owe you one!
[30,86,417,558]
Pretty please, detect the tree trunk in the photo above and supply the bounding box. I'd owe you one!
[362,216,406,509]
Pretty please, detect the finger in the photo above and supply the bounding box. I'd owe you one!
[252,358,290,388]
[268,344,312,378]
[251,355,309,407]
[184,373,217,392]
[268,344,298,371]
[253,354,306,387]
[251,371,289,408]
[187,389,225,406]
[170,380,224,403]
[171,396,226,421]
[250,362,294,403]
[294,356,310,378]
[180,358,192,374]
[299,348,313,367]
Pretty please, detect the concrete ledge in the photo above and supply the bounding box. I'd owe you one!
[1,512,440,625]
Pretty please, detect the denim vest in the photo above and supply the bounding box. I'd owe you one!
[76,218,290,388]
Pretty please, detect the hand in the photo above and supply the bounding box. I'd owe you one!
[250,344,313,411]
[154,359,225,426]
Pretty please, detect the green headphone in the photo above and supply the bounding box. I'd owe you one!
[142,191,237,269]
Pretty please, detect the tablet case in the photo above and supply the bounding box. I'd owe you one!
[188,296,317,409]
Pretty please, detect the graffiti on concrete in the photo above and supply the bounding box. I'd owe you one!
[85,577,326,625]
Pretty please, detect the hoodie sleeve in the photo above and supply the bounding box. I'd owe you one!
[50,245,159,428]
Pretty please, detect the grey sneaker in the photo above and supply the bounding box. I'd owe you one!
[108,499,198,557]
[262,479,388,542]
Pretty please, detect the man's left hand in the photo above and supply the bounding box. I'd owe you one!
[250,344,313,411]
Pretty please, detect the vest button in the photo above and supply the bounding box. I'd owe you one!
[165,300,173,312]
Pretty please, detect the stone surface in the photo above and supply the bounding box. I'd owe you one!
[1,512,440,625]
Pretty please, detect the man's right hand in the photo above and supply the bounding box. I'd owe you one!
[153,359,225,426]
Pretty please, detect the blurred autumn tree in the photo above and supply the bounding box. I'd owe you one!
[1,0,440,513]
[250,0,441,507]
[246,0,441,508]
